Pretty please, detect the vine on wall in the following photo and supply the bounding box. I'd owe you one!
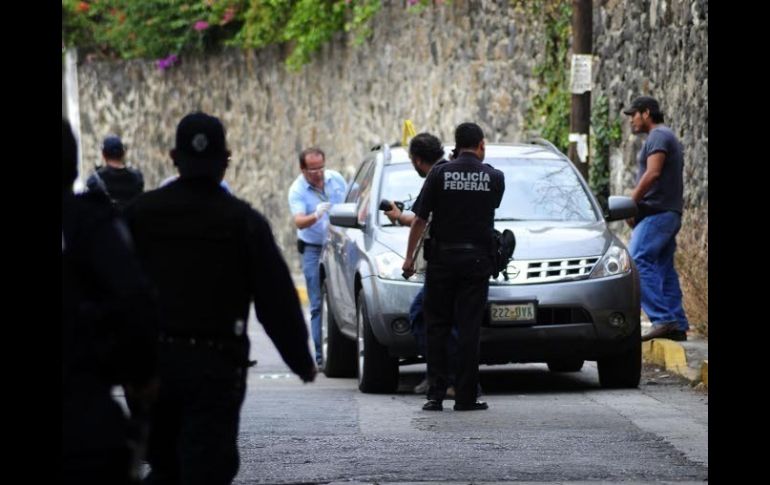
[62,1,446,70]
[514,0,572,154]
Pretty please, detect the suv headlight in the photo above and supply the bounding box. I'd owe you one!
[589,240,631,279]
[374,252,424,282]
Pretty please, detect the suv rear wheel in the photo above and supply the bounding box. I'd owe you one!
[356,288,399,393]
[320,281,356,377]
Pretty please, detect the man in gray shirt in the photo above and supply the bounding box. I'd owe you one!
[623,96,689,341]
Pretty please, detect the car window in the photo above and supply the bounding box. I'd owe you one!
[348,161,376,225]
[345,160,373,203]
[378,164,426,226]
[490,158,598,222]
[375,157,598,225]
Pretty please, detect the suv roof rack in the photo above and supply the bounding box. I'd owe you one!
[529,137,562,156]
[372,142,402,164]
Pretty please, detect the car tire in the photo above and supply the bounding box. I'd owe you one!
[547,359,585,372]
[356,288,399,393]
[320,281,356,378]
[597,327,642,389]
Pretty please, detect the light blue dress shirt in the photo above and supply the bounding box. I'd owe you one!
[288,170,347,245]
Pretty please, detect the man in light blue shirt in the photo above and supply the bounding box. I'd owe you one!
[288,147,347,365]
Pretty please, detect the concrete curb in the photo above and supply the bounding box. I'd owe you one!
[296,285,308,306]
[642,339,708,388]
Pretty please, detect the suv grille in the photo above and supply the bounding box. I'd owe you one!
[490,256,601,285]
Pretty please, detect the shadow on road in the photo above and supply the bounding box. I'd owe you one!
[395,364,603,396]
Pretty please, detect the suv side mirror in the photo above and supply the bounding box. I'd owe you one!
[605,196,638,222]
[329,203,361,228]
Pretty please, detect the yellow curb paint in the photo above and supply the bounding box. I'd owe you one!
[701,360,708,388]
[296,286,309,306]
[642,339,688,375]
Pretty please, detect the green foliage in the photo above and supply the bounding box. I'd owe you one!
[62,0,385,69]
[590,95,621,210]
[62,1,245,60]
[515,0,572,153]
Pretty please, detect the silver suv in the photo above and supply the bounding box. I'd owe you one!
[320,142,640,393]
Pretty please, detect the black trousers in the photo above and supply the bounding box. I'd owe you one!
[144,344,247,485]
[62,395,134,485]
[423,248,491,405]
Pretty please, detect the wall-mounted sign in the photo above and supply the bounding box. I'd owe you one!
[570,54,593,94]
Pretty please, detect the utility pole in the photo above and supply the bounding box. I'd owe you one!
[568,0,592,180]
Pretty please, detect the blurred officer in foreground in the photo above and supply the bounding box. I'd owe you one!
[62,119,158,484]
[125,112,316,485]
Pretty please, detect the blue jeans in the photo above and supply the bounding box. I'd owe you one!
[302,246,323,363]
[629,211,689,332]
[409,286,459,385]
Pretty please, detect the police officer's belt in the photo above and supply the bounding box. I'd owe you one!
[434,242,486,251]
[159,333,227,350]
[158,333,257,367]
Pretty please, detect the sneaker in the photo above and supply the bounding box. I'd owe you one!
[641,322,687,342]
[413,377,429,394]
[422,399,443,411]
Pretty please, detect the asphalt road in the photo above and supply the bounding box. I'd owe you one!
[234,308,708,484]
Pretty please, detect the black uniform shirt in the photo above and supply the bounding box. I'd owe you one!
[411,159,448,216]
[414,152,504,245]
[87,165,145,209]
[125,177,314,377]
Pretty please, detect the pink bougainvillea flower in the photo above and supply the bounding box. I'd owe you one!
[193,20,210,31]
[220,7,235,25]
[156,54,179,71]
[408,0,419,5]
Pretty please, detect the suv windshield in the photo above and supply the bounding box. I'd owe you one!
[378,157,598,225]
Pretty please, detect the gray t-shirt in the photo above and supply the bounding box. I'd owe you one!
[636,125,684,213]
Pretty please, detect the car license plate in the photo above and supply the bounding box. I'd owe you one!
[489,302,536,324]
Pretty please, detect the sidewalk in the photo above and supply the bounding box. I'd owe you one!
[641,320,708,389]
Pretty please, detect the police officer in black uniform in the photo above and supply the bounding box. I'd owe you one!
[86,135,145,211]
[62,119,159,484]
[125,112,317,485]
[403,122,504,412]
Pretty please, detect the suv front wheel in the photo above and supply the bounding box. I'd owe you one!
[597,327,642,388]
[320,281,356,377]
[356,288,399,393]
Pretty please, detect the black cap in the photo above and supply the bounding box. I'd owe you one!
[174,112,227,163]
[101,135,125,158]
[623,96,661,116]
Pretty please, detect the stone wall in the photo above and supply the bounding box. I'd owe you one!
[74,0,707,270]
[593,0,708,208]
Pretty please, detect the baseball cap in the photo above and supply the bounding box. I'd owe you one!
[622,96,661,116]
[174,112,227,163]
[101,135,125,158]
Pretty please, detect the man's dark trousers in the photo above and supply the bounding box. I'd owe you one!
[423,248,491,405]
[144,344,246,485]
